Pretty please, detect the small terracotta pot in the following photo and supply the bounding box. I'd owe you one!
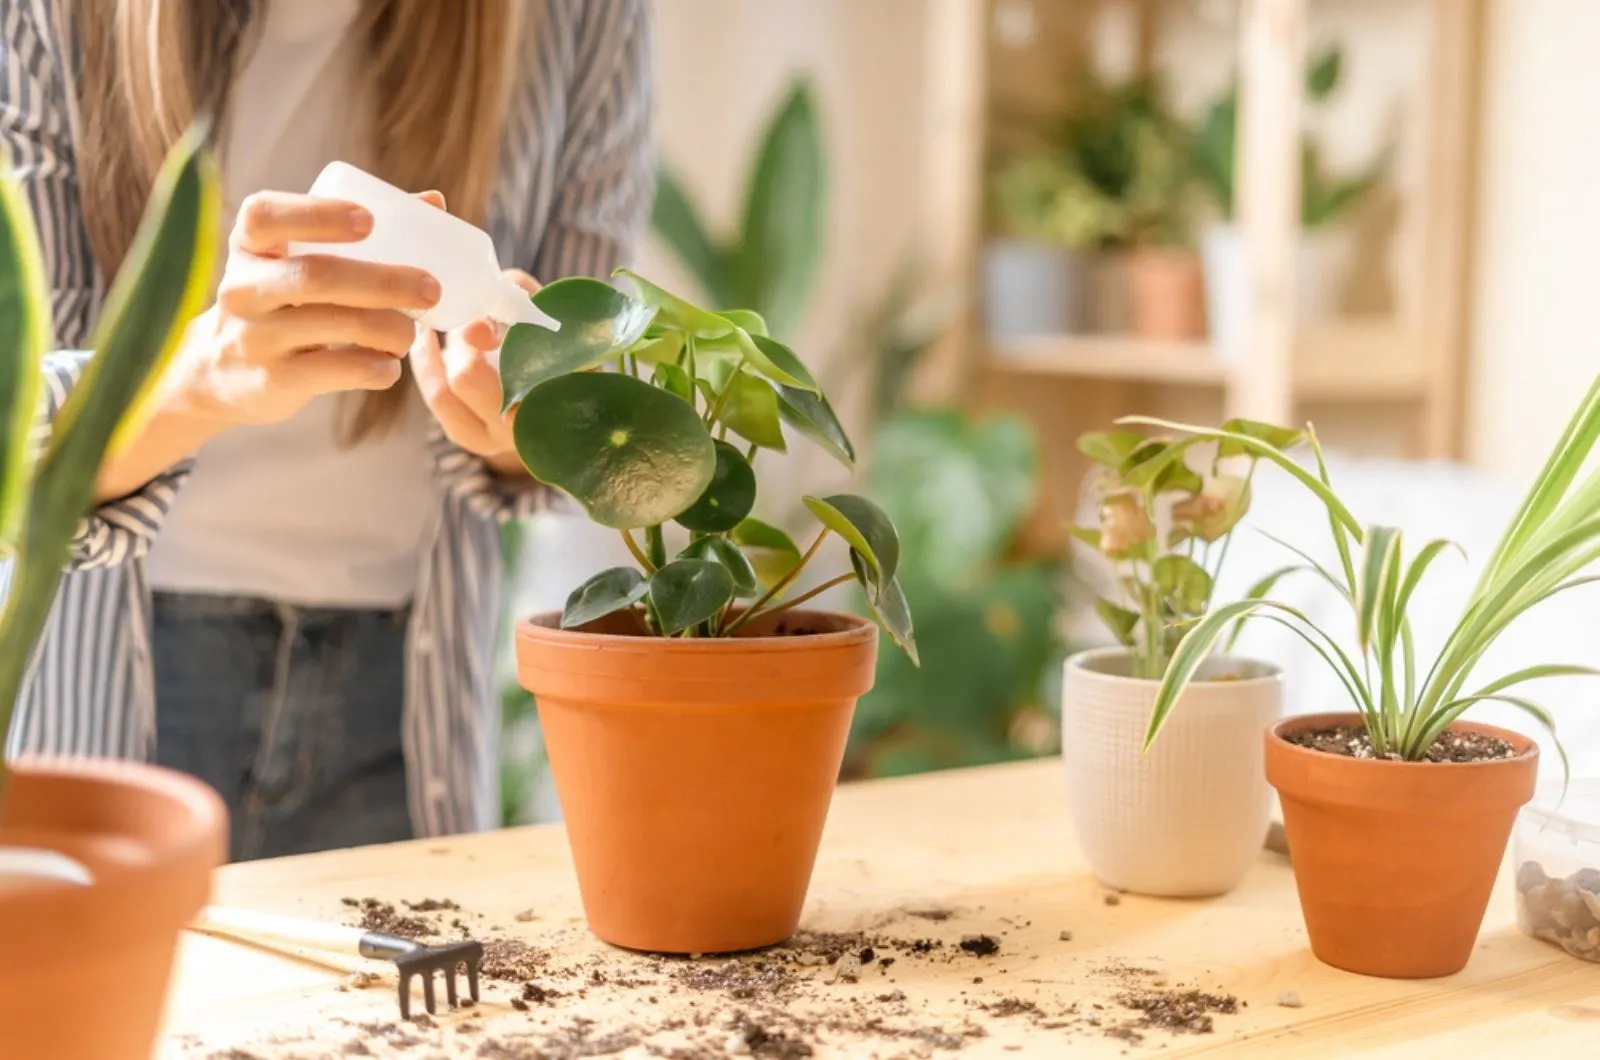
[0,758,228,1060]
[1266,712,1539,978]
[517,609,877,954]
[1125,247,1206,340]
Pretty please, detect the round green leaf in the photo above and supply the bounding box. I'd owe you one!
[679,536,759,597]
[515,373,715,529]
[740,331,818,392]
[1152,555,1214,616]
[650,559,735,634]
[500,278,656,409]
[652,362,694,403]
[561,566,649,628]
[851,551,917,665]
[778,384,854,467]
[804,493,900,587]
[675,440,756,533]
[711,371,786,451]
[731,517,801,591]
[615,268,733,338]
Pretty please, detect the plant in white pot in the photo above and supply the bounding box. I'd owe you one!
[0,125,229,1058]
[1061,421,1301,897]
[1134,401,1600,978]
[1194,44,1388,356]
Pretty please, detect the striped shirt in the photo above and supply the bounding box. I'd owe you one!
[0,0,654,836]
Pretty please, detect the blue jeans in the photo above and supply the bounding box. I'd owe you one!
[151,592,414,862]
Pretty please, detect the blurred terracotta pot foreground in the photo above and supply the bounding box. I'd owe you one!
[518,609,877,954]
[1266,712,1538,978]
[0,758,227,1060]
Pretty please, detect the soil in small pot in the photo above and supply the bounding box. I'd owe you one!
[1285,723,1519,763]
[1516,861,1600,962]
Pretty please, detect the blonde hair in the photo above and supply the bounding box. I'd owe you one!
[59,0,526,442]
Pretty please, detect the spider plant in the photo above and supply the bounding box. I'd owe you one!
[1128,403,1600,766]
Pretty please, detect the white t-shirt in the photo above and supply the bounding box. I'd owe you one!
[146,0,436,608]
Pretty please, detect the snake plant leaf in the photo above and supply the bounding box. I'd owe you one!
[730,517,801,591]
[851,551,917,665]
[650,558,735,635]
[778,384,854,467]
[805,493,899,590]
[734,79,824,338]
[650,165,730,304]
[679,535,759,597]
[710,370,786,451]
[615,268,734,339]
[739,331,818,393]
[674,440,756,533]
[1,123,219,738]
[499,278,656,410]
[514,372,716,529]
[561,566,649,628]
[0,176,50,552]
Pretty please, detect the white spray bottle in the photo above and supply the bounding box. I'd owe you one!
[290,161,562,334]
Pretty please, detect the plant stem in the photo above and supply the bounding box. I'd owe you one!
[645,525,667,570]
[625,354,639,378]
[745,442,758,465]
[621,530,655,573]
[725,528,831,635]
[744,573,854,622]
[703,360,744,427]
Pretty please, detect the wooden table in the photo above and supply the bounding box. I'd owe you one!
[160,760,1600,1058]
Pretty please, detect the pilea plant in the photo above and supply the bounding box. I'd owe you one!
[1069,421,1304,680]
[497,271,917,661]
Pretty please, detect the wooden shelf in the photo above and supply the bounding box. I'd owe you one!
[984,321,1425,401]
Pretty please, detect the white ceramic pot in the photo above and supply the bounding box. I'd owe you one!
[982,238,1082,340]
[1061,647,1282,897]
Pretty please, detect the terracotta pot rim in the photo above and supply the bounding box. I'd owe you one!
[517,609,876,655]
[1268,711,1539,770]
[1066,646,1283,689]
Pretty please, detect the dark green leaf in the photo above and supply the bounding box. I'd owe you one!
[734,79,824,338]
[499,278,656,409]
[653,361,694,403]
[709,370,786,450]
[675,439,756,533]
[561,567,649,628]
[805,493,900,589]
[679,535,759,597]
[650,165,731,305]
[614,268,735,338]
[731,517,802,590]
[1077,429,1145,469]
[741,331,819,393]
[1306,45,1342,101]
[514,372,716,529]
[778,384,854,467]
[650,559,735,635]
[852,551,918,665]
[1152,554,1214,615]
[1095,598,1141,646]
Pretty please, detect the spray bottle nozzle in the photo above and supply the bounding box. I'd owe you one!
[492,278,562,332]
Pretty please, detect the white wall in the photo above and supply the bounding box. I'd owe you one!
[1469,0,1600,481]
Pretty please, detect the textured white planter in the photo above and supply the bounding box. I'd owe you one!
[1061,648,1282,897]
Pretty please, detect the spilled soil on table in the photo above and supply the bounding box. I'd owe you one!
[178,898,1246,1059]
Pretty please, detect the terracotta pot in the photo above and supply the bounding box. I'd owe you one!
[0,758,228,1060]
[1125,247,1206,340]
[517,609,877,954]
[1061,648,1281,897]
[1266,712,1539,978]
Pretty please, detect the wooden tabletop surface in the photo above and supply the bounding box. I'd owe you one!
[158,759,1600,1058]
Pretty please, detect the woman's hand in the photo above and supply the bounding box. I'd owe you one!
[96,191,442,500]
[408,191,537,478]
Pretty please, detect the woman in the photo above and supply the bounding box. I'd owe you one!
[0,0,653,859]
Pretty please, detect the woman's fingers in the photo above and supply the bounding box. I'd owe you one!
[255,305,417,358]
[221,252,440,316]
[287,346,405,393]
[231,192,373,254]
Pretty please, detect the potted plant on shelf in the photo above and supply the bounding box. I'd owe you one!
[0,127,228,1058]
[1060,422,1295,897]
[1194,44,1388,357]
[499,270,917,954]
[1133,400,1600,978]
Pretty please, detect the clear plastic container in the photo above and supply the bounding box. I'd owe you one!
[1513,779,1600,963]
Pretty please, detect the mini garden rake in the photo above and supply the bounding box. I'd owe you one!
[191,905,484,1019]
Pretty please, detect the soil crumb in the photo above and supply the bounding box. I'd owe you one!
[480,938,546,981]
[343,897,436,940]
[959,935,1000,957]
[1285,723,1518,762]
